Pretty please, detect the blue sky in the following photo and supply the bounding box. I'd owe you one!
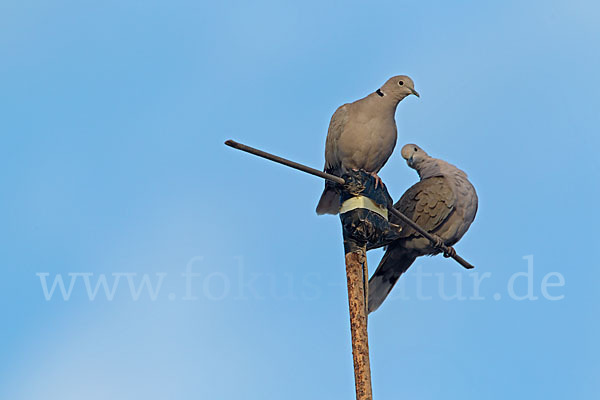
[1,0,599,399]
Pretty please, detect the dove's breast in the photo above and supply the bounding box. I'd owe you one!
[336,109,398,173]
[440,173,478,245]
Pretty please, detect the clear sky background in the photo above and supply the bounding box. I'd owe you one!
[1,1,599,399]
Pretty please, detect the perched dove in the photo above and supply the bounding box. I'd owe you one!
[368,144,478,313]
[316,76,419,215]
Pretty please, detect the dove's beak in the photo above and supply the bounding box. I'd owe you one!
[410,88,420,97]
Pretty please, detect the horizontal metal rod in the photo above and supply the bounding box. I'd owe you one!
[225,140,345,185]
[386,207,474,269]
[224,139,474,269]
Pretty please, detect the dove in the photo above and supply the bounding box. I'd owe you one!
[368,144,478,313]
[315,75,419,215]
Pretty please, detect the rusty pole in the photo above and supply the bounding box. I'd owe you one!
[344,243,373,400]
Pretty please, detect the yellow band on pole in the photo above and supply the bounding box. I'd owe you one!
[339,196,388,220]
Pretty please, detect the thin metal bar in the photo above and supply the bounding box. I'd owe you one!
[225,140,345,185]
[387,207,474,269]
[224,139,475,269]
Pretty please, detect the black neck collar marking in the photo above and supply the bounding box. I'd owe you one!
[376,89,384,97]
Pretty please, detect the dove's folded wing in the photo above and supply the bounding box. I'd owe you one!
[324,104,349,174]
[393,176,456,239]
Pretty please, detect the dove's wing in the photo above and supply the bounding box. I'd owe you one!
[324,104,349,174]
[392,176,457,239]
[316,104,350,215]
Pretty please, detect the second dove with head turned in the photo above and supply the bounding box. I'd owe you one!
[368,144,478,313]
[316,75,419,215]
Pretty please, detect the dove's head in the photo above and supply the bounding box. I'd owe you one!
[379,75,419,101]
[401,144,429,169]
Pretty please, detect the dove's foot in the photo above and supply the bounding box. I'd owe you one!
[432,235,445,249]
[443,246,456,258]
[369,172,383,189]
[390,222,402,233]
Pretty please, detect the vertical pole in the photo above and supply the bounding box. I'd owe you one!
[344,242,373,400]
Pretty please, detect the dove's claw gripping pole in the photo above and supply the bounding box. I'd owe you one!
[431,235,445,249]
[443,247,457,259]
[369,172,383,189]
[224,139,475,270]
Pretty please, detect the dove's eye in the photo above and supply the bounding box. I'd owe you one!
[414,147,418,151]
[398,81,404,86]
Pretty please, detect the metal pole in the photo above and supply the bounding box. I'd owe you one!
[344,243,373,400]
[386,207,474,269]
[225,140,345,185]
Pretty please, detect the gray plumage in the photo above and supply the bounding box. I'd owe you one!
[316,75,419,215]
[368,144,478,313]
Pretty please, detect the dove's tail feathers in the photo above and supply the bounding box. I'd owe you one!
[368,249,416,314]
[316,187,340,215]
